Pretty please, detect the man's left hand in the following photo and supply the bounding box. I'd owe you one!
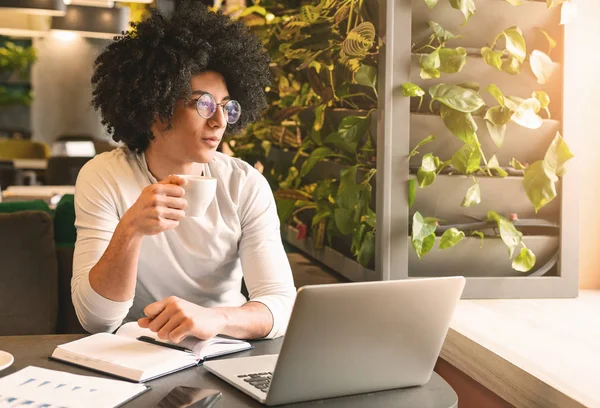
[138,296,228,343]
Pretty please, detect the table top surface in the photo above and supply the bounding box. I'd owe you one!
[444,290,600,408]
[0,334,458,408]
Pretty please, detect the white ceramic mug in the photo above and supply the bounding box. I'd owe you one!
[175,175,217,218]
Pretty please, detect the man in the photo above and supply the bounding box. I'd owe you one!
[72,2,296,343]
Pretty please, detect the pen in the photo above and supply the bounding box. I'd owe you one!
[137,336,193,353]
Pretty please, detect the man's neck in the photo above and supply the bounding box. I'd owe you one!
[144,142,195,181]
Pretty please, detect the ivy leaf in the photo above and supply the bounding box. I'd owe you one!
[530,50,560,84]
[364,208,376,228]
[523,160,557,213]
[544,132,574,177]
[538,28,557,53]
[461,182,481,207]
[408,179,417,207]
[424,0,439,9]
[334,208,355,235]
[401,82,425,97]
[409,134,436,158]
[533,91,551,118]
[312,209,331,227]
[428,21,460,42]
[324,115,370,153]
[336,165,360,209]
[505,0,523,5]
[512,247,537,272]
[452,143,481,174]
[488,154,508,177]
[412,212,437,259]
[484,106,511,147]
[440,105,478,145]
[313,104,326,132]
[487,84,505,106]
[299,147,334,178]
[472,231,485,248]
[439,47,467,74]
[560,1,578,25]
[439,228,465,249]
[502,56,522,75]
[511,98,543,129]
[487,210,523,258]
[355,64,377,89]
[509,157,528,170]
[429,84,485,113]
[420,47,441,79]
[417,153,439,187]
[449,0,476,24]
[357,231,375,267]
[546,0,567,9]
[481,47,504,71]
[276,199,296,225]
[503,26,527,63]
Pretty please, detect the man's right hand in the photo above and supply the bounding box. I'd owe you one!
[123,175,187,236]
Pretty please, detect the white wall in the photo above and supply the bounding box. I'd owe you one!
[31,34,111,144]
[565,0,600,288]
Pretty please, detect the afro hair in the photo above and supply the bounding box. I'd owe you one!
[91,1,271,152]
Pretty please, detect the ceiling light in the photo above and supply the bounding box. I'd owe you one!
[0,11,51,37]
[51,5,130,39]
[0,0,66,16]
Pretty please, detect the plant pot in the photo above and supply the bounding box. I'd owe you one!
[409,113,560,168]
[283,225,376,282]
[411,0,561,51]
[408,235,559,277]
[410,174,560,224]
[409,55,562,119]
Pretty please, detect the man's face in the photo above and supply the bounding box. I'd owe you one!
[154,71,231,163]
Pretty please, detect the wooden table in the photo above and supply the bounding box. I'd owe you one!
[0,334,458,407]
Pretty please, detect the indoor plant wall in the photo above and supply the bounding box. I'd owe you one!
[0,37,35,138]
[403,0,572,279]
[226,0,380,279]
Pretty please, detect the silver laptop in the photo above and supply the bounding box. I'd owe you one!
[204,276,465,406]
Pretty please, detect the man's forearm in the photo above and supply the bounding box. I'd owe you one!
[217,301,274,339]
[88,216,143,302]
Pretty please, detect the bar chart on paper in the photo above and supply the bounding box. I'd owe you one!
[0,366,148,408]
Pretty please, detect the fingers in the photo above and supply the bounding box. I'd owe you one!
[157,313,184,341]
[158,174,187,187]
[148,183,185,198]
[143,299,166,320]
[151,195,187,210]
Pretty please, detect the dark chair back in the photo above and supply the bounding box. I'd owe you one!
[45,156,91,185]
[0,211,59,335]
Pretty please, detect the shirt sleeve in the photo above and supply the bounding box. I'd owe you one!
[71,159,134,334]
[237,168,297,339]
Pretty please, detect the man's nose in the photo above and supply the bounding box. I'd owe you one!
[208,105,227,128]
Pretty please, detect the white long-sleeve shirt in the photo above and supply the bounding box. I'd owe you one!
[72,147,296,338]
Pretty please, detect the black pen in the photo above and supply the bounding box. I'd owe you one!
[137,336,193,353]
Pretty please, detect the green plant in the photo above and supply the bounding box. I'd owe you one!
[403,2,572,273]
[0,40,36,80]
[223,0,380,268]
[0,86,32,107]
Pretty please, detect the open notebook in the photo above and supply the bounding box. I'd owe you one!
[50,322,252,383]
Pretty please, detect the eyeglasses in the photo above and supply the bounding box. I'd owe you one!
[194,92,241,124]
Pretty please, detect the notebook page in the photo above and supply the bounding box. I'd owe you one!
[57,333,195,373]
[0,366,147,408]
[115,322,249,357]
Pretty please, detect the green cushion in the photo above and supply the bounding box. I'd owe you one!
[54,194,76,246]
[0,200,51,214]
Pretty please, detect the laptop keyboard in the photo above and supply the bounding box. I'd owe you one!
[237,372,273,393]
